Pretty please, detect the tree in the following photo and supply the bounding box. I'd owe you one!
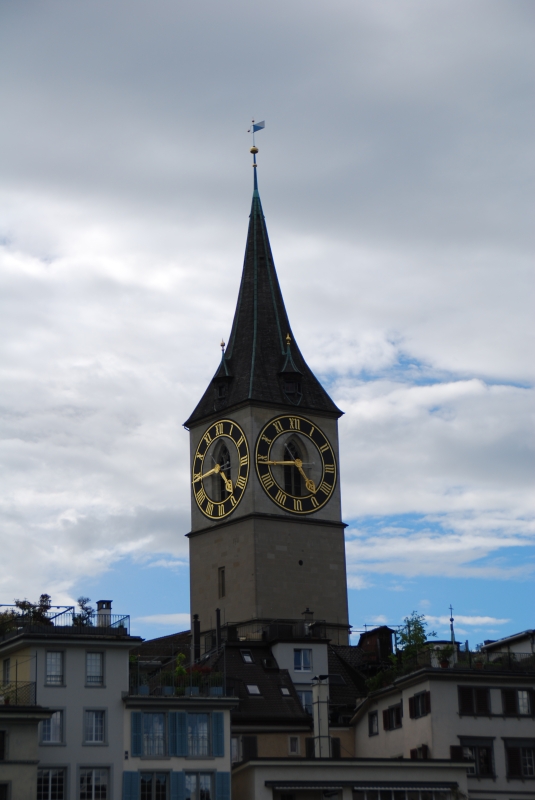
[73,597,94,626]
[0,594,53,636]
[395,611,436,662]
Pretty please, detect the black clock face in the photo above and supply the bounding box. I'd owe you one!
[255,415,337,514]
[192,419,250,520]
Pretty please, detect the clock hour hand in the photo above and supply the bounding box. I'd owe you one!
[219,469,233,493]
[293,458,316,493]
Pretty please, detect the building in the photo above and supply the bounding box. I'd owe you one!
[352,648,535,800]
[0,702,54,800]
[0,602,237,800]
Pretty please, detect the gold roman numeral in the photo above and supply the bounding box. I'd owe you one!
[229,424,234,436]
[206,501,214,516]
[293,499,303,511]
[218,504,225,517]
[203,432,213,446]
[230,495,237,507]
[261,473,275,490]
[192,472,202,484]
[261,435,272,445]
[273,420,283,434]
[236,434,245,447]
[309,425,315,436]
[324,464,335,473]
[310,496,319,508]
[289,417,300,430]
[257,455,268,463]
[240,455,248,467]
[236,475,247,490]
[319,443,330,453]
[319,481,331,494]
[275,490,287,506]
[195,450,205,463]
[196,488,207,505]
[215,422,224,436]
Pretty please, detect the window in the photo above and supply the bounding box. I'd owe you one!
[451,741,494,777]
[0,785,7,800]
[37,769,65,800]
[284,441,303,496]
[231,736,240,763]
[216,445,231,501]
[41,710,63,744]
[140,773,168,800]
[246,684,261,695]
[368,711,378,736]
[45,652,64,685]
[281,687,291,696]
[289,735,299,754]
[80,768,108,799]
[242,735,258,760]
[458,686,490,715]
[331,737,341,758]
[297,690,313,715]
[505,740,535,778]
[240,650,253,664]
[409,691,431,719]
[2,658,9,684]
[86,653,103,686]
[84,710,105,744]
[187,713,209,757]
[143,712,165,756]
[383,703,403,730]
[410,745,429,760]
[185,773,213,800]
[218,567,225,599]
[353,792,452,800]
[502,688,533,716]
[294,648,312,672]
[283,377,302,404]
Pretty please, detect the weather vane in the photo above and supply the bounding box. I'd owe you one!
[247,119,265,148]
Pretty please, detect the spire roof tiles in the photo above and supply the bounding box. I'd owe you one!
[185,182,342,427]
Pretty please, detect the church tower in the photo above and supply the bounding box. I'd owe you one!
[184,147,349,644]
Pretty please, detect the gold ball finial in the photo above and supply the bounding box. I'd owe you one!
[221,339,225,352]
[286,333,291,345]
[250,146,258,155]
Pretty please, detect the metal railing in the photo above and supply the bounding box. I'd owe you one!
[129,645,228,698]
[0,605,130,641]
[200,617,330,653]
[0,681,36,706]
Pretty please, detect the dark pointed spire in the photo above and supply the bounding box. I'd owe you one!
[184,155,342,427]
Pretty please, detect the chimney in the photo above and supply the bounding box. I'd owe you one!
[192,615,201,664]
[312,675,330,758]
[96,600,112,628]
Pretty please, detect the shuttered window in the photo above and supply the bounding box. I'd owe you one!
[458,686,490,715]
[505,741,535,778]
[409,691,431,718]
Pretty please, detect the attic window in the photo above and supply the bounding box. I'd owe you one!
[283,377,302,403]
[240,650,254,664]
[280,687,291,696]
[246,684,261,695]
[216,382,227,399]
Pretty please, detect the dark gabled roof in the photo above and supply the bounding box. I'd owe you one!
[328,645,368,712]
[210,642,311,727]
[184,180,342,428]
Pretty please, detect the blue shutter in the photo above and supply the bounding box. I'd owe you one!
[131,712,142,757]
[170,771,186,800]
[168,712,177,756]
[122,771,140,800]
[212,712,224,757]
[177,711,188,757]
[215,772,230,800]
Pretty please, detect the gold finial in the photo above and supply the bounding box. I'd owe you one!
[220,339,225,352]
[250,146,258,155]
[286,333,291,345]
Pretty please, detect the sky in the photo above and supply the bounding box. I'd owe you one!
[0,0,533,646]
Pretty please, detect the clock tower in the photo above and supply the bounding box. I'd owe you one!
[184,149,349,644]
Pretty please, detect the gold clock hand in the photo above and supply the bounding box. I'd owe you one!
[265,460,297,466]
[219,470,233,493]
[199,463,221,480]
[294,458,316,493]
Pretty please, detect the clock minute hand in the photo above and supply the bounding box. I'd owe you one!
[294,458,316,493]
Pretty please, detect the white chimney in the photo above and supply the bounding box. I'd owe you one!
[96,600,112,628]
[312,675,330,758]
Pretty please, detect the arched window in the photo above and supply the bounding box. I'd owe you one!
[284,440,303,497]
[216,445,231,502]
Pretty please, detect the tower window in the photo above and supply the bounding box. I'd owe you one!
[283,377,302,404]
[218,567,226,599]
[215,445,231,501]
[216,382,227,399]
[284,441,303,496]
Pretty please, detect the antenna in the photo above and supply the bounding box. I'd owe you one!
[449,604,455,645]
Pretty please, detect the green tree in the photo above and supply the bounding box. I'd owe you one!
[73,597,94,626]
[396,611,436,662]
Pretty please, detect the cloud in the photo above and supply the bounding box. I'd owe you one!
[425,615,510,627]
[0,1,532,628]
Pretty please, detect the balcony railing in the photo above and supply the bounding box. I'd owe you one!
[129,669,226,698]
[0,681,36,706]
[0,605,130,641]
[200,617,332,653]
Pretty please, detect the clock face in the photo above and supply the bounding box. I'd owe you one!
[255,415,337,514]
[192,419,250,520]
